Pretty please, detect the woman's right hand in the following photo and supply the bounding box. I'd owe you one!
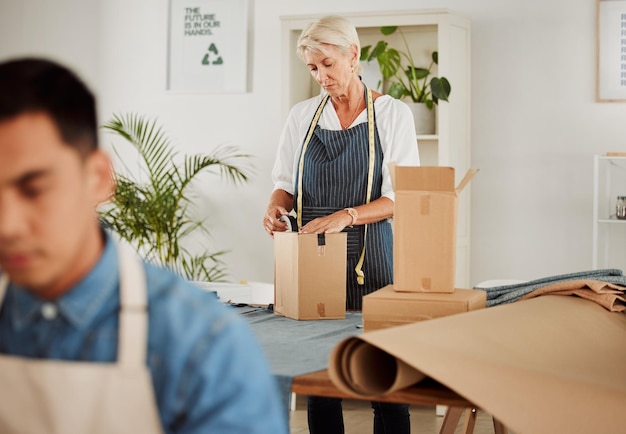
[263,204,290,237]
[264,189,294,237]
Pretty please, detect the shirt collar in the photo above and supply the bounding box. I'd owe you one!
[7,231,119,331]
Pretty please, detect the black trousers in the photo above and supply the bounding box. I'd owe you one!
[307,395,410,434]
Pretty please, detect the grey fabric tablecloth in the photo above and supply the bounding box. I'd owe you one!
[236,306,362,416]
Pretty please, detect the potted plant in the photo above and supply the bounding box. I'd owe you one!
[98,112,251,282]
[360,26,451,134]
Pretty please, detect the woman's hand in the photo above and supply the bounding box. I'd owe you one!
[264,204,290,237]
[300,210,353,234]
[300,197,394,234]
[263,189,294,237]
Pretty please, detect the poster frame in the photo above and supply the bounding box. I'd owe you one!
[167,0,249,93]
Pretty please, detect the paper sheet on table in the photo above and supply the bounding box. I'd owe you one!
[328,295,626,434]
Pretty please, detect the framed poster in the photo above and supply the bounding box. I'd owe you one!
[168,0,249,93]
[597,0,626,101]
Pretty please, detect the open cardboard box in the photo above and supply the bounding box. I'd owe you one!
[392,165,478,293]
[362,284,486,332]
[273,232,347,320]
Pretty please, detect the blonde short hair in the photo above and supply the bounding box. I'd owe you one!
[296,16,362,74]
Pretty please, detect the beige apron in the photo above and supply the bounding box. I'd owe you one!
[0,245,163,434]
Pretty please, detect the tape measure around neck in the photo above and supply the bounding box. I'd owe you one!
[354,88,375,285]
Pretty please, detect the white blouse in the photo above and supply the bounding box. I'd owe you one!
[271,94,420,202]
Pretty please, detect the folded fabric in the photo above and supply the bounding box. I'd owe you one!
[474,268,626,306]
[519,279,626,311]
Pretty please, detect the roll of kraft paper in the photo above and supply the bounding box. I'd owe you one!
[328,336,426,398]
[326,295,626,434]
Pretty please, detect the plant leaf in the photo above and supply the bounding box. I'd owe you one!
[430,77,451,102]
[377,48,401,78]
[388,82,409,99]
[369,41,388,61]
[360,45,371,61]
[405,66,429,81]
[380,26,398,36]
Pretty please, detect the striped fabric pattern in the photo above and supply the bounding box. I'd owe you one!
[294,95,392,310]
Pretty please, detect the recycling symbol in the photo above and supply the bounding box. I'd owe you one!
[202,43,223,65]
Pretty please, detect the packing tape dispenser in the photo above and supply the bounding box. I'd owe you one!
[279,215,298,232]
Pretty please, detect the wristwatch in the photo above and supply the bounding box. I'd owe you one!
[344,208,358,226]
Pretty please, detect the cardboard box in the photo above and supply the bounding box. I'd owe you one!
[273,232,347,320]
[393,166,478,293]
[362,284,486,332]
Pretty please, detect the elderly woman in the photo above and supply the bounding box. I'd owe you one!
[264,15,419,434]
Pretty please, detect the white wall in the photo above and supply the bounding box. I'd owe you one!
[2,0,625,285]
[0,0,101,88]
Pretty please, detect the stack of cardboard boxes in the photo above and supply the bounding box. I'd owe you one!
[273,165,486,324]
[363,166,486,332]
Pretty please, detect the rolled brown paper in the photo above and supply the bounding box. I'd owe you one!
[329,336,426,398]
[326,296,626,434]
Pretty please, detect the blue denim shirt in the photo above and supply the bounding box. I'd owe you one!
[0,234,287,434]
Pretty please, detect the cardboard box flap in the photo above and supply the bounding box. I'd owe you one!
[455,168,479,194]
[393,166,456,192]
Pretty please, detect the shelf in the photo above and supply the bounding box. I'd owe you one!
[592,154,626,269]
[417,134,437,142]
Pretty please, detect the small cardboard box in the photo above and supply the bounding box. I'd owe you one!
[273,232,347,320]
[393,166,478,293]
[362,284,486,332]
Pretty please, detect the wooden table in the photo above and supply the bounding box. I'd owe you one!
[291,369,508,434]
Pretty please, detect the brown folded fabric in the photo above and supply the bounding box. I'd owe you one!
[519,279,626,311]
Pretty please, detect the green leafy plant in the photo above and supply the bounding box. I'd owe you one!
[99,113,251,282]
[360,26,451,109]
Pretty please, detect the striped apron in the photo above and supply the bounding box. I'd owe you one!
[294,86,392,311]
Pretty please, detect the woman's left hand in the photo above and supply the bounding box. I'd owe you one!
[300,210,352,234]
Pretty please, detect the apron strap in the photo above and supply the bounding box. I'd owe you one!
[296,86,376,286]
[296,94,330,230]
[0,274,8,306]
[117,243,149,369]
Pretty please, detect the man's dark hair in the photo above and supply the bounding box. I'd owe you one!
[0,57,98,156]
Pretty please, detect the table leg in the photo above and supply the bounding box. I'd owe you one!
[493,418,508,434]
[439,406,465,434]
[461,408,476,434]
